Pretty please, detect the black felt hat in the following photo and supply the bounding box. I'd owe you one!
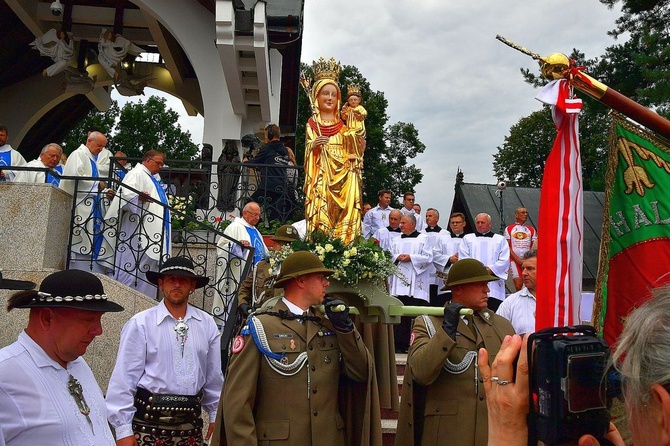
[0,271,36,290]
[146,256,209,289]
[10,270,123,312]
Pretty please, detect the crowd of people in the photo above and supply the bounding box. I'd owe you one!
[3,117,644,446]
[3,245,652,446]
[359,187,538,352]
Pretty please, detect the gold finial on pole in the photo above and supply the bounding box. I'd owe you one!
[495,34,670,141]
[496,35,570,81]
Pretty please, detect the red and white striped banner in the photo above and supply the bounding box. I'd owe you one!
[535,79,583,331]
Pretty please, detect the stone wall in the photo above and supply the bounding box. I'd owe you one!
[0,182,158,391]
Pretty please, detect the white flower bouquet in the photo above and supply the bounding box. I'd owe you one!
[268,230,403,288]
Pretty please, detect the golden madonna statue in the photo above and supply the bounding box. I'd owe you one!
[303,57,365,245]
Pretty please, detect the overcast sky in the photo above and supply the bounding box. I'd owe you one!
[120,0,624,219]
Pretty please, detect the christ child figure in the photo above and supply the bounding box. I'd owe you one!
[341,83,367,138]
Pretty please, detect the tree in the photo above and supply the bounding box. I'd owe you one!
[61,101,119,154]
[599,0,670,117]
[113,96,198,159]
[295,62,424,206]
[493,108,555,188]
[61,95,199,160]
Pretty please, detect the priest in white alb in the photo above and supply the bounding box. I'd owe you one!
[213,202,268,318]
[14,143,63,186]
[104,150,170,297]
[59,131,111,273]
[0,126,27,182]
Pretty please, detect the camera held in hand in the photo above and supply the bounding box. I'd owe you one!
[528,325,611,445]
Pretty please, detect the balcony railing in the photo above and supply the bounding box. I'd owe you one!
[3,158,304,360]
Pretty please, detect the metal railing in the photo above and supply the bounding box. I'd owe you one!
[2,159,304,346]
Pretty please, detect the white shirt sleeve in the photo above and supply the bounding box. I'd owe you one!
[106,318,147,440]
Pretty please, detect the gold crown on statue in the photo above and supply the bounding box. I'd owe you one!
[346,83,361,98]
[312,57,341,82]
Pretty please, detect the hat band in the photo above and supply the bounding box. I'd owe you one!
[159,265,196,275]
[37,291,109,302]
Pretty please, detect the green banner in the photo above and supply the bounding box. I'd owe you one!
[596,116,670,344]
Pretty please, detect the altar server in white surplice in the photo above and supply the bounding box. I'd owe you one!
[104,150,171,298]
[373,209,402,253]
[389,213,435,352]
[458,213,510,310]
[423,208,454,307]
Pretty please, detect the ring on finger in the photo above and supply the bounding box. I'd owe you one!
[490,376,499,383]
[497,380,512,386]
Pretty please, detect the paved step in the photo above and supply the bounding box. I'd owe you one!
[395,353,407,377]
[380,353,407,445]
[382,419,398,446]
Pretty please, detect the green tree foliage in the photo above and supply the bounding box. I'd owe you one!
[493,109,554,188]
[497,0,670,190]
[61,96,198,160]
[296,62,424,206]
[61,101,119,154]
[493,105,609,191]
[599,0,670,117]
[113,96,198,159]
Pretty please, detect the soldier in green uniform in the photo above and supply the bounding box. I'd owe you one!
[396,259,516,446]
[215,251,382,446]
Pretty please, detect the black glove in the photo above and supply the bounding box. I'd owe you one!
[323,296,354,333]
[237,303,252,317]
[442,302,466,340]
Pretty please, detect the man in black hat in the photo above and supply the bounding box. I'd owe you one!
[0,269,123,445]
[106,256,223,446]
[396,259,515,446]
[216,251,382,446]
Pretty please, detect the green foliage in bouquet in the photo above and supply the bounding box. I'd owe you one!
[279,230,400,287]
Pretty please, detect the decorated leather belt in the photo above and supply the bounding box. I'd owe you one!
[133,387,203,426]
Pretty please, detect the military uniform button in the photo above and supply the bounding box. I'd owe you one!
[309,345,313,350]
[479,396,485,401]
[312,389,317,394]
[311,365,315,371]
[313,411,318,416]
